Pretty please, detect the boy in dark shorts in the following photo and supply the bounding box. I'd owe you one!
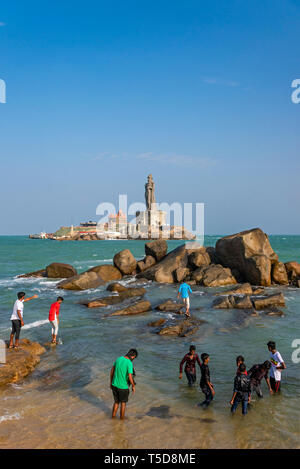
[9,291,38,349]
[230,363,251,415]
[248,361,273,397]
[110,348,138,420]
[179,345,201,386]
[199,353,215,407]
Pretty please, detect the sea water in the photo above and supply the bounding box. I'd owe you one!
[0,235,299,449]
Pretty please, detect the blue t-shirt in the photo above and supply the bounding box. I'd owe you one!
[178,283,192,298]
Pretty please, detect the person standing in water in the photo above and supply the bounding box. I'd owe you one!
[110,349,138,420]
[230,363,251,415]
[179,345,201,386]
[199,353,215,407]
[177,282,192,317]
[48,297,64,344]
[267,341,286,393]
[9,292,38,349]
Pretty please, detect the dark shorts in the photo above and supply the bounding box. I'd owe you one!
[11,320,21,339]
[270,377,281,393]
[112,385,129,403]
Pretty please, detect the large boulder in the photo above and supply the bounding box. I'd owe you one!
[137,244,199,283]
[216,228,278,286]
[46,263,77,278]
[284,262,300,282]
[252,293,286,310]
[272,262,289,285]
[137,255,156,273]
[188,248,211,268]
[88,264,122,282]
[113,249,137,275]
[145,240,168,261]
[83,287,146,308]
[57,271,104,290]
[0,339,45,386]
[192,264,237,287]
[108,300,151,316]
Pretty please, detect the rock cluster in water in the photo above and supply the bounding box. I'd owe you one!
[19,228,300,290]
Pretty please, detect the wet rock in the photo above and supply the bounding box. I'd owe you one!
[264,307,285,317]
[212,296,234,309]
[252,287,265,295]
[157,318,204,337]
[216,228,278,286]
[155,300,185,313]
[108,300,152,316]
[0,339,45,386]
[113,249,137,275]
[106,282,127,292]
[18,268,46,278]
[145,240,168,261]
[252,292,285,310]
[147,318,167,327]
[215,283,253,296]
[88,265,122,282]
[46,263,77,279]
[57,271,105,290]
[272,262,289,285]
[83,287,146,308]
[233,295,253,309]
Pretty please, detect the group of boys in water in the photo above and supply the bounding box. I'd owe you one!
[9,290,286,421]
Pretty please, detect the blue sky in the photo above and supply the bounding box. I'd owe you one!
[0,0,299,235]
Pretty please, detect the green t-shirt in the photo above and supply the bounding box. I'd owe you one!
[112,356,134,390]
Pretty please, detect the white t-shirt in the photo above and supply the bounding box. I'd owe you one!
[11,299,24,320]
[270,351,284,381]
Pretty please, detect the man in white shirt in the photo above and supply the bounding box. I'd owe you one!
[9,291,38,349]
[267,341,286,393]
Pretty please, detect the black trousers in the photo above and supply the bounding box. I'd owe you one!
[200,385,213,406]
[11,320,21,340]
[251,383,263,398]
[185,371,196,386]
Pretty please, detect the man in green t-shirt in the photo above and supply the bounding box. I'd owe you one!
[110,348,138,420]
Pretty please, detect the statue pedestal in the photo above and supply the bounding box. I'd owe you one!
[136,209,167,238]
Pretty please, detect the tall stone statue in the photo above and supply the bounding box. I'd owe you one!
[145,174,156,210]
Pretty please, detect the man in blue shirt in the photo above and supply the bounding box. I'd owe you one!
[177,282,192,317]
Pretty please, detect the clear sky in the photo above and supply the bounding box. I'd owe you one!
[0,0,299,235]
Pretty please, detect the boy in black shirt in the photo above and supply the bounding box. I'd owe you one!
[230,363,251,415]
[248,360,273,397]
[199,353,215,407]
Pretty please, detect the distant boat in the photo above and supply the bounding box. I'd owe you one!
[29,232,47,239]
